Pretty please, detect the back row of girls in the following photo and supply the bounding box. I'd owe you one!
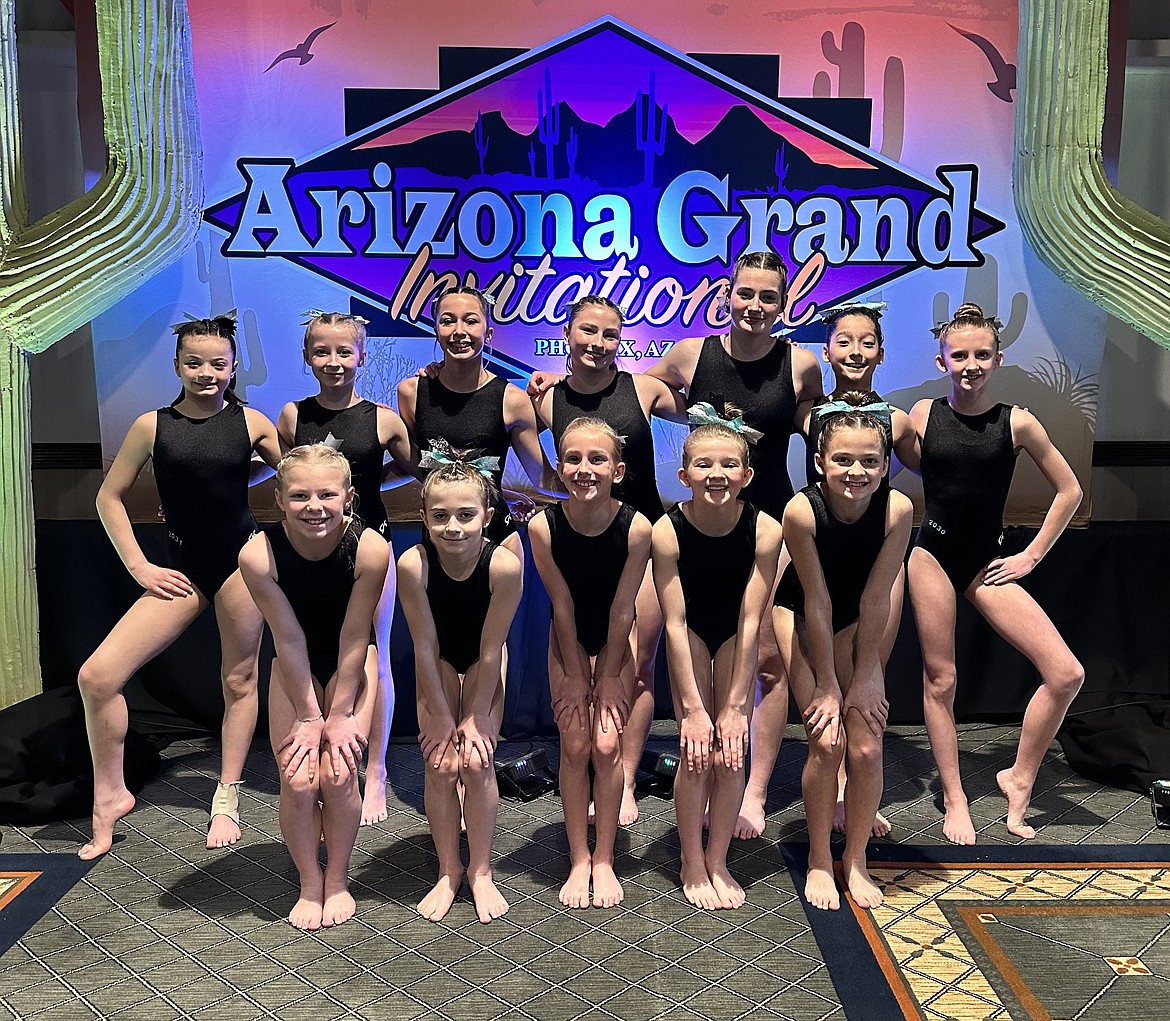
[79,263,1082,926]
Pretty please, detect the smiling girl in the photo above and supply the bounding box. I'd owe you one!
[78,315,281,859]
[909,303,1084,844]
[529,417,653,908]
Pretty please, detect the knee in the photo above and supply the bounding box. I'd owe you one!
[432,746,461,787]
[559,729,591,769]
[922,668,957,701]
[1048,657,1085,700]
[592,728,621,768]
[319,761,357,798]
[78,658,120,703]
[805,732,844,768]
[846,728,883,773]
[221,665,257,703]
[283,768,321,801]
[459,753,494,789]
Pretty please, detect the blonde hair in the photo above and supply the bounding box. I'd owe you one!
[558,416,623,463]
[275,444,353,495]
[934,302,1001,349]
[302,312,367,356]
[420,455,497,512]
[682,403,750,468]
[817,391,889,459]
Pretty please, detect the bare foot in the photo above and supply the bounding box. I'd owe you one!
[591,862,624,908]
[288,872,325,930]
[997,768,1037,839]
[560,859,592,909]
[361,771,388,827]
[707,862,746,909]
[842,858,884,909]
[418,873,462,923]
[833,799,892,838]
[805,864,840,911]
[733,791,766,840]
[942,798,977,845]
[206,814,241,850]
[618,784,639,827]
[680,862,720,910]
[322,885,356,927]
[469,873,509,923]
[79,789,136,860]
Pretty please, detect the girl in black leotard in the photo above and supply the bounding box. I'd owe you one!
[649,252,824,841]
[397,286,561,560]
[531,295,686,827]
[529,418,653,910]
[651,414,782,911]
[239,446,389,931]
[278,311,418,829]
[908,303,1084,845]
[774,404,912,913]
[397,457,523,925]
[78,316,282,861]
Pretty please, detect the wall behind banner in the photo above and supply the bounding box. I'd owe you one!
[90,0,1105,525]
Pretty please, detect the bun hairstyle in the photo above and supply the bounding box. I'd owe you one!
[302,311,368,354]
[730,250,789,295]
[431,285,492,322]
[932,302,1002,349]
[276,444,354,502]
[420,446,498,512]
[682,401,752,469]
[172,313,243,406]
[817,390,890,460]
[824,305,884,346]
[557,416,624,463]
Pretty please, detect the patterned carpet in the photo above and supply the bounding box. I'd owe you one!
[0,724,1165,1021]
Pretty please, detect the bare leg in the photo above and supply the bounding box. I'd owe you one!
[362,564,397,826]
[417,661,465,923]
[908,550,975,844]
[706,638,751,908]
[208,572,263,849]
[269,660,325,930]
[673,632,720,910]
[461,655,509,923]
[736,556,786,839]
[619,563,661,826]
[968,583,1084,840]
[550,629,593,909]
[590,644,629,908]
[79,591,206,859]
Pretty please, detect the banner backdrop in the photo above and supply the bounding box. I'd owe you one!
[92,0,1103,522]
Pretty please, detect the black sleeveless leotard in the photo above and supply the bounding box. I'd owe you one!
[915,399,1018,592]
[153,403,255,598]
[774,483,894,632]
[425,540,498,674]
[266,518,371,684]
[668,502,759,660]
[805,390,893,489]
[688,335,797,520]
[414,376,515,542]
[545,502,638,657]
[551,372,665,522]
[294,397,387,534]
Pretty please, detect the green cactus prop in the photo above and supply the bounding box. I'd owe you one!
[0,0,203,707]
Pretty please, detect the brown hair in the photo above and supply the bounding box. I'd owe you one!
[824,306,884,346]
[730,250,789,296]
[817,391,889,460]
[933,302,1001,349]
[172,315,243,406]
[432,285,491,322]
[557,416,623,463]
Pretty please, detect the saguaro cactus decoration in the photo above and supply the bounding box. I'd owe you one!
[566,125,579,179]
[473,109,489,175]
[0,0,203,707]
[821,22,866,98]
[635,70,668,187]
[537,67,559,180]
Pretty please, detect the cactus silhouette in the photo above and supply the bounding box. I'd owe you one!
[635,70,668,187]
[566,125,579,179]
[880,57,905,161]
[812,71,831,99]
[774,143,789,191]
[822,22,866,98]
[536,67,560,180]
[932,254,1029,350]
[195,236,267,400]
[473,109,489,175]
[0,0,202,705]
[527,141,536,177]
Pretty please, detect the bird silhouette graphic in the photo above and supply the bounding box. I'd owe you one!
[264,23,336,73]
[949,23,1016,103]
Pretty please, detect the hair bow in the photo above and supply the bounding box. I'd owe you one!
[419,440,500,480]
[818,300,887,321]
[170,309,238,333]
[686,402,764,443]
[931,314,1004,337]
[302,309,371,326]
[813,399,890,419]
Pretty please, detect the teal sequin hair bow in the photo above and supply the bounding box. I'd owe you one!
[419,439,500,480]
[813,398,890,419]
[686,402,764,443]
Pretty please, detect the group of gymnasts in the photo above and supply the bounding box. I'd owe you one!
[75,250,1085,931]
